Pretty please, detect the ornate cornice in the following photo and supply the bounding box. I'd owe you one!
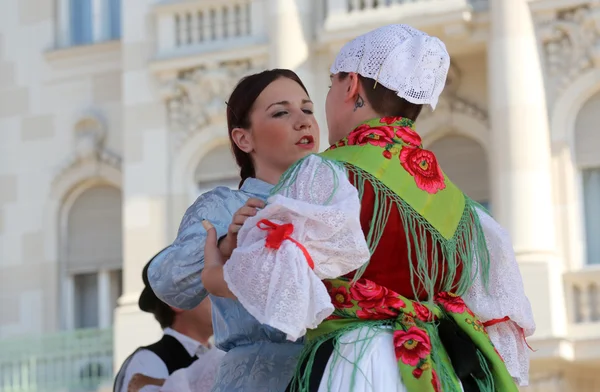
[162,58,268,150]
[536,4,600,107]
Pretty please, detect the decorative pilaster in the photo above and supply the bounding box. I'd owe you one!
[488,0,563,337]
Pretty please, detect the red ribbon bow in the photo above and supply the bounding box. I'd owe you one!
[483,316,535,352]
[256,219,315,270]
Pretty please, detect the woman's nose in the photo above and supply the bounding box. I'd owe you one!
[295,112,312,130]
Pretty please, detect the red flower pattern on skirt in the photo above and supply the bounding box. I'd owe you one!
[400,146,446,194]
[350,279,405,308]
[413,302,433,322]
[326,283,354,309]
[435,292,467,314]
[412,367,424,379]
[431,370,441,392]
[393,326,432,366]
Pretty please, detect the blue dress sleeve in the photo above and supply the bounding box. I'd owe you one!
[148,187,234,309]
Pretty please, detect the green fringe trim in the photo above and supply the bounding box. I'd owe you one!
[346,166,491,302]
[271,153,346,206]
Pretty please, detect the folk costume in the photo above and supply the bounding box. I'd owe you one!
[148,180,305,392]
[224,24,535,392]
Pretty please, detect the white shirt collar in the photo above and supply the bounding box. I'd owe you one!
[163,327,207,357]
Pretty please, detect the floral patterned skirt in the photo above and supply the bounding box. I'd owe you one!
[287,278,519,392]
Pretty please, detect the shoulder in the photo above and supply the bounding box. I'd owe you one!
[179,186,243,227]
[124,349,168,377]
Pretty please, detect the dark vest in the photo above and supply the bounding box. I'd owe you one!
[113,334,198,392]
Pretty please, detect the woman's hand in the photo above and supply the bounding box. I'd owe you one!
[127,373,165,392]
[218,198,265,258]
[201,220,236,299]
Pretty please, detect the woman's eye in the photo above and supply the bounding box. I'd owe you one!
[303,109,314,115]
[273,111,288,117]
[328,85,331,89]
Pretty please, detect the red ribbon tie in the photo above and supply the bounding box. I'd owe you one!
[483,316,535,352]
[256,219,315,270]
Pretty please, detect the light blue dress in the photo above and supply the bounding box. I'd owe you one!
[148,178,303,392]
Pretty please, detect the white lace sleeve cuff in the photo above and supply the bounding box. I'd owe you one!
[462,207,536,386]
[223,155,370,341]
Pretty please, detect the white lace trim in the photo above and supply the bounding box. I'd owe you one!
[223,155,371,341]
[463,208,536,386]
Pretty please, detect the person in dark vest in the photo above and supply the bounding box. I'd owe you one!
[113,250,213,392]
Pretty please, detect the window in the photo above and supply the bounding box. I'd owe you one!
[108,0,122,40]
[65,186,123,329]
[583,168,600,265]
[575,91,600,265]
[63,0,121,47]
[70,0,93,45]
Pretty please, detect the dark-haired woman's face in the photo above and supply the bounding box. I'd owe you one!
[240,77,320,180]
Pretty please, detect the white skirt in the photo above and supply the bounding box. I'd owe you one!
[317,327,463,392]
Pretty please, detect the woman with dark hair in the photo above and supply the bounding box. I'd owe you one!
[148,69,320,391]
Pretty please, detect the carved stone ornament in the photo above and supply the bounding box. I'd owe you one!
[536,4,600,106]
[162,59,267,149]
[53,113,121,184]
[419,62,489,126]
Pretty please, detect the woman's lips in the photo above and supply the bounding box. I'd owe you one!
[296,135,315,149]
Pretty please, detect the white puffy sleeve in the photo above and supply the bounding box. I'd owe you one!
[223,155,371,341]
[159,348,225,392]
[462,207,536,386]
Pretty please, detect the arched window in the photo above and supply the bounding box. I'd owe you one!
[194,145,240,197]
[65,185,122,329]
[428,134,490,211]
[575,91,600,265]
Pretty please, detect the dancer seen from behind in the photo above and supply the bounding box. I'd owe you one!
[203,24,535,392]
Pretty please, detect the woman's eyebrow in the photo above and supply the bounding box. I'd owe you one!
[266,99,313,111]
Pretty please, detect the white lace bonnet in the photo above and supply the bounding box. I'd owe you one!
[330,24,450,109]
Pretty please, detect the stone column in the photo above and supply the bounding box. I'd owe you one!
[97,270,110,328]
[113,0,170,371]
[488,0,565,337]
[267,0,329,146]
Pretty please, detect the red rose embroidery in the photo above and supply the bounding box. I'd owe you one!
[395,126,422,146]
[350,279,405,308]
[413,302,433,322]
[350,279,405,319]
[382,150,392,159]
[349,279,386,308]
[393,326,432,366]
[347,125,395,147]
[412,367,423,379]
[435,292,466,314]
[328,285,354,309]
[356,306,399,320]
[380,116,400,125]
[399,146,446,194]
[431,370,441,392]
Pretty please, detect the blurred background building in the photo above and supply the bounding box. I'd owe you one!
[0,0,599,391]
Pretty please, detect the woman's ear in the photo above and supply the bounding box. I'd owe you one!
[231,127,253,153]
[344,72,361,103]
